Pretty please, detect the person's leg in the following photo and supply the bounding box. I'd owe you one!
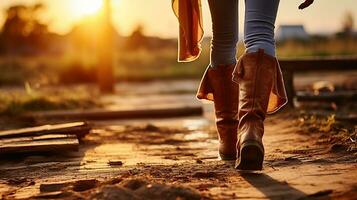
[244,0,280,57]
[196,0,239,160]
[208,0,239,67]
[234,0,281,170]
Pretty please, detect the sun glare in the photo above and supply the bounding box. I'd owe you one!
[71,0,103,18]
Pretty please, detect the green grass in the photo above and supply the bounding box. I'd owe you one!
[276,37,357,58]
[0,85,100,115]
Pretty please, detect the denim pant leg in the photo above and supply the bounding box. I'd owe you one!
[208,0,239,67]
[244,0,280,57]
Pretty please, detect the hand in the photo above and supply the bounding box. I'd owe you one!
[298,0,314,9]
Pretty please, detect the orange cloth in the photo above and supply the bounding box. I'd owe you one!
[172,0,204,62]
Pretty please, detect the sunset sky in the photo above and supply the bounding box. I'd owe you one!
[0,0,356,38]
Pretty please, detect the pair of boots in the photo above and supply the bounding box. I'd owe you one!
[197,49,287,170]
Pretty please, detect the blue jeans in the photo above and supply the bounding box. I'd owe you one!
[208,0,280,67]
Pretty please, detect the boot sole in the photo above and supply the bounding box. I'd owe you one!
[219,152,236,161]
[235,141,264,170]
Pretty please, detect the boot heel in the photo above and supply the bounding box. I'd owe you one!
[219,152,236,161]
[235,141,264,170]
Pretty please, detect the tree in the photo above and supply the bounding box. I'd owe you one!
[125,25,147,50]
[336,11,355,38]
[342,12,354,35]
[97,0,115,93]
[0,3,49,55]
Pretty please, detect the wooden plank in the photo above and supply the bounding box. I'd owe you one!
[0,122,91,139]
[279,57,357,72]
[0,134,75,145]
[23,106,203,121]
[0,135,79,155]
[279,57,357,107]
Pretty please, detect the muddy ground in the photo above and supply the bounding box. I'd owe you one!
[0,78,357,200]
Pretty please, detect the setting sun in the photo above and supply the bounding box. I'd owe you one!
[71,0,103,17]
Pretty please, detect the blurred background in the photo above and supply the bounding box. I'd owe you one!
[0,0,356,115]
[1,2,357,198]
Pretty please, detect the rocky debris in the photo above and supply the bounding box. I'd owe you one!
[37,178,202,200]
[297,113,357,154]
[133,182,201,200]
[91,185,141,200]
[90,179,201,200]
[1,109,357,200]
[120,179,149,191]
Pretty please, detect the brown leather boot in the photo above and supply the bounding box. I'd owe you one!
[197,64,239,160]
[232,49,287,170]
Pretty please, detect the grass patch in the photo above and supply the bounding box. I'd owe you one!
[0,85,101,116]
[0,37,356,85]
[297,113,357,153]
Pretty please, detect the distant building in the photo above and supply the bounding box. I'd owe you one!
[276,25,309,41]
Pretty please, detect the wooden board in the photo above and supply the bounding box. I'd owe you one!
[280,56,357,72]
[279,57,357,107]
[0,122,91,139]
[22,106,203,121]
[0,134,76,144]
[0,134,79,155]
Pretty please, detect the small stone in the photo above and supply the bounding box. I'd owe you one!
[192,171,217,178]
[330,144,347,153]
[120,179,149,190]
[144,124,160,132]
[196,159,203,164]
[40,182,71,193]
[284,157,300,162]
[108,160,124,166]
[72,179,99,192]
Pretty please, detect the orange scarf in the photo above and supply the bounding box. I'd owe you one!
[172,0,204,62]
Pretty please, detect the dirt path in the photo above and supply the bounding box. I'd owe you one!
[1,81,356,199]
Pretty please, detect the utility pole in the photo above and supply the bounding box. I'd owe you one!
[97,0,115,93]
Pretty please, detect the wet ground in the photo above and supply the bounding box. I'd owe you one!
[0,79,357,199]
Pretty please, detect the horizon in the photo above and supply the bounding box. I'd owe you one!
[0,0,356,38]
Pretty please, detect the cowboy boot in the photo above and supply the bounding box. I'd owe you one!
[232,49,278,170]
[197,64,239,160]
